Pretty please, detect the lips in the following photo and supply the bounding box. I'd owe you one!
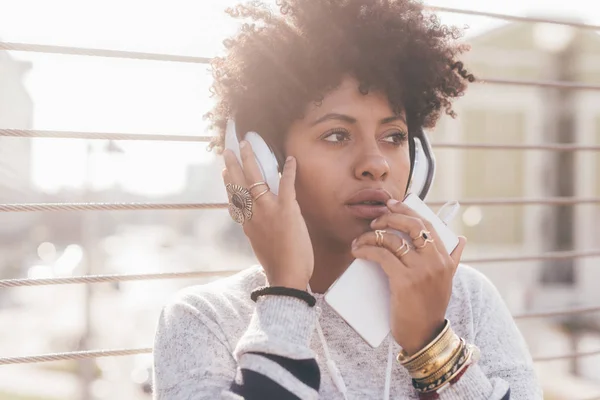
[345,189,392,220]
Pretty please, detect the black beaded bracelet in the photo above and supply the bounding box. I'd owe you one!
[250,286,317,307]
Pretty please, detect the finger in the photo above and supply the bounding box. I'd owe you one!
[222,168,231,186]
[449,236,467,274]
[370,213,441,257]
[379,200,447,256]
[371,213,426,243]
[278,156,297,203]
[223,149,247,186]
[239,141,269,191]
[354,230,419,266]
[351,244,406,278]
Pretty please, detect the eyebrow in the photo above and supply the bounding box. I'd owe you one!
[310,113,406,126]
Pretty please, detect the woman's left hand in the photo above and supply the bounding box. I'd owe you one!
[351,199,466,356]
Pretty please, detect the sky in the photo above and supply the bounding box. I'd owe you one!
[0,0,598,196]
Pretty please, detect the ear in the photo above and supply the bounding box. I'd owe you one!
[270,142,286,174]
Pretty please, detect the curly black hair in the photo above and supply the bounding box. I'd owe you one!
[206,0,474,154]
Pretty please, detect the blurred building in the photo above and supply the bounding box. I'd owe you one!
[0,49,33,195]
[0,47,35,283]
[429,21,600,397]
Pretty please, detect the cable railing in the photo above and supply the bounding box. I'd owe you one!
[1,5,600,400]
[2,129,600,153]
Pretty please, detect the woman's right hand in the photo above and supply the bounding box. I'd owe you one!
[222,141,314,290]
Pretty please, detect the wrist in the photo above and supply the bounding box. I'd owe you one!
[267,275,310,291]
[234,294,318,361]
[401,319,447,356]
[269,282,308,291]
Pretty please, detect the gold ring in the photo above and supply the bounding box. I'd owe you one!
[375,230,386,247]
[416,238,435,249]
[394,240,411,258]
[411,230,432,242]
[249,181,268,191]
[226,183,253,225]
[253,188,270,202]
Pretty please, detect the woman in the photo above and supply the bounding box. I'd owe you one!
[153,0,542,399]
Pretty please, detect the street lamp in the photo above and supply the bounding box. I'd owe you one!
[79,140,125,400]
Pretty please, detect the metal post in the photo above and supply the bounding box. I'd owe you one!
[540,35,577,285]
[543,31,582,375]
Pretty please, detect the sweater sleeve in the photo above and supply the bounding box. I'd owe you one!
[152,292,321,400]
[438,268,543,400]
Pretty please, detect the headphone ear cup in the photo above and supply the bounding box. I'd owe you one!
[408,127,436,200]
[244,132,281,195]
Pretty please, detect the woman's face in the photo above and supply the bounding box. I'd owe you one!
[285,76,411,248]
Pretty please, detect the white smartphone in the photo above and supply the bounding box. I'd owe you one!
[324,193,460,348]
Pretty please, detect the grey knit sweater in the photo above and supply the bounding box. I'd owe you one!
[152,264,543,399]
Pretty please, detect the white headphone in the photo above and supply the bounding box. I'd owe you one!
[225,119,436,200]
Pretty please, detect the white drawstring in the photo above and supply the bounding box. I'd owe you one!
[315,317,349,399]
[309,285,394,400]
[383,338,394,400]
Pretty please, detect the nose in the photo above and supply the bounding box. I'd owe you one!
[353,147,390,181]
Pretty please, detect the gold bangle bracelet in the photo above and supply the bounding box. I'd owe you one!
[419,339,466,386]
[406,333,460,376]
[437,345,476,386]
[403,329,455,373]
[414,342,476,394]
[398,321,452,369]
[412,342,471,393]
[409,335,462,380]
[400,323,457,373]
[397,320,450,366]
[412,342,482,394]
[414,339,467,388]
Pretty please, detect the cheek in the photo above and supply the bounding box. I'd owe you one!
[295,156,328,199]
[390,149,412,183]
[293,155,343,218]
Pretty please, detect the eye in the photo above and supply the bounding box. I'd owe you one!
[382,130,408,145]
[322,128,351,143]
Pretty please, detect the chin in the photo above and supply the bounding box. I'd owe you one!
[307,214,373,249]
[338,217,373,244]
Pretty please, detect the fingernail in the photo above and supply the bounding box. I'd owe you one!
[286,156,294,162]
[387,199,399,206]
[370,219,377,228]
[240,140,247,149]
[351,239,357,249]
